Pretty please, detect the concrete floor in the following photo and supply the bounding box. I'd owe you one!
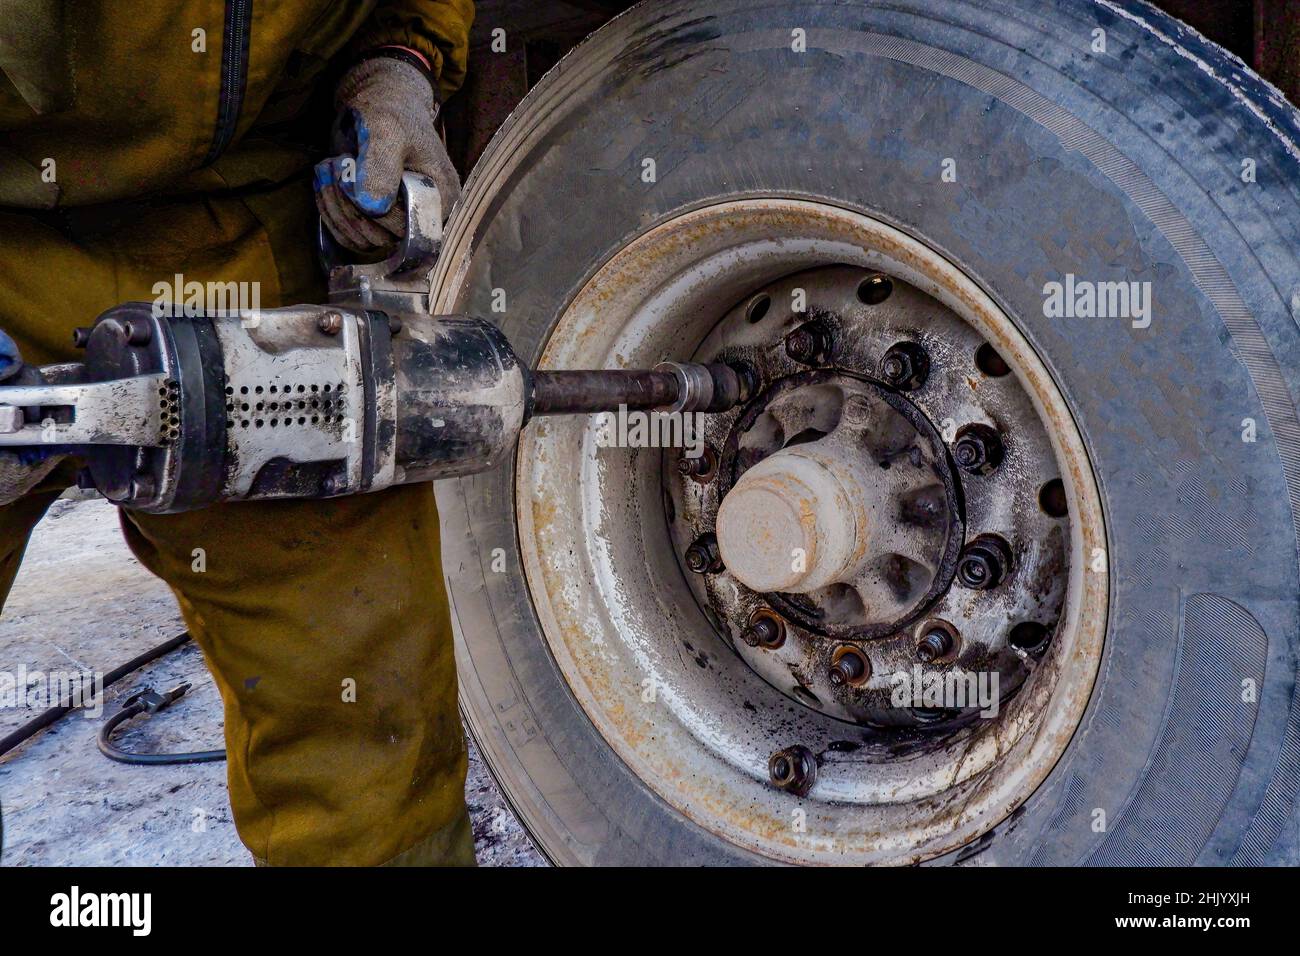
[0,495,544,867]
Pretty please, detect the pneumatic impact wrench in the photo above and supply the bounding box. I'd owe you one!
[0,175,749,513]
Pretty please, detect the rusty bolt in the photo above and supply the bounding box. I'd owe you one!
[916,628,954,663]
[684,533,724,574]
[829,645,870,686]
[741,612,785,649]
[318,312,344,335]
[953,423,1004,475]
[676,446,717,481]
[878,341,930,391]
[769,745,817,797]
[784,320,832,365]
[957,535,1012,590]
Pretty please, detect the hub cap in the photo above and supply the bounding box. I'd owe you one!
[715,373,959,604]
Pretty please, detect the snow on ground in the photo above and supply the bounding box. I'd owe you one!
[0,495,544,867]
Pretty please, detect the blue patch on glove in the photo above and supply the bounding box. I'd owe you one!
[313,159,336,191]
[0,332,59,465]
[0,328,21,382]
[336,111,397,216]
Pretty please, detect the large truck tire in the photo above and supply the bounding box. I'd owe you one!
[432,0,1300,865]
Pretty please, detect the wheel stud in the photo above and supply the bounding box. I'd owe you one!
[677,446,717,482]
[956,535,1012,590]
[878,341,930,391]
[916,627,953,663]
[741,610,785,648]
[684,533,724,574]
[953,424,1004,475]
[769,745,817,796]
[784,320,833,365]
[829,645,870,686]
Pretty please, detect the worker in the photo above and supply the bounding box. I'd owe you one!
[0,1,478,866]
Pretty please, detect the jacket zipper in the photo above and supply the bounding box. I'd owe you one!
[203,0,252,165]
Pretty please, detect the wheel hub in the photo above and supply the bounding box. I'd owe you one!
[512,198,1107,864]
[670,265,1072,728]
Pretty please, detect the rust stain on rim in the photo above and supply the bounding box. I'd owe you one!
[515,198,1108,865]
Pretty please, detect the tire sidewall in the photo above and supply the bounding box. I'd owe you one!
[438,0,1300,865]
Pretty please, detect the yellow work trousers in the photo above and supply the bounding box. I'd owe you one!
[0,182,473,866]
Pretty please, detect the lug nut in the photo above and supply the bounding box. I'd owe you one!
[878,341,930,391]
[676,446,717,482]
[769,745,817,797]
[318,311,344,335]
[741,611,785,649]
[916,628,954,663]
[684,533,724,574]
[829,645,870,686]
[71,327,92,349]
[784,320,833,365]
[953,423,1004,475]
[956,535,1013,590]
[677,456,706,478]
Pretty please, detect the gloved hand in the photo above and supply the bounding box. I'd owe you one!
[314,53,462,255]
[0,329,63,507]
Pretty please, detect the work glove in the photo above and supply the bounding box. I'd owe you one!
[0,330,62,507]
[314,53,461,255]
